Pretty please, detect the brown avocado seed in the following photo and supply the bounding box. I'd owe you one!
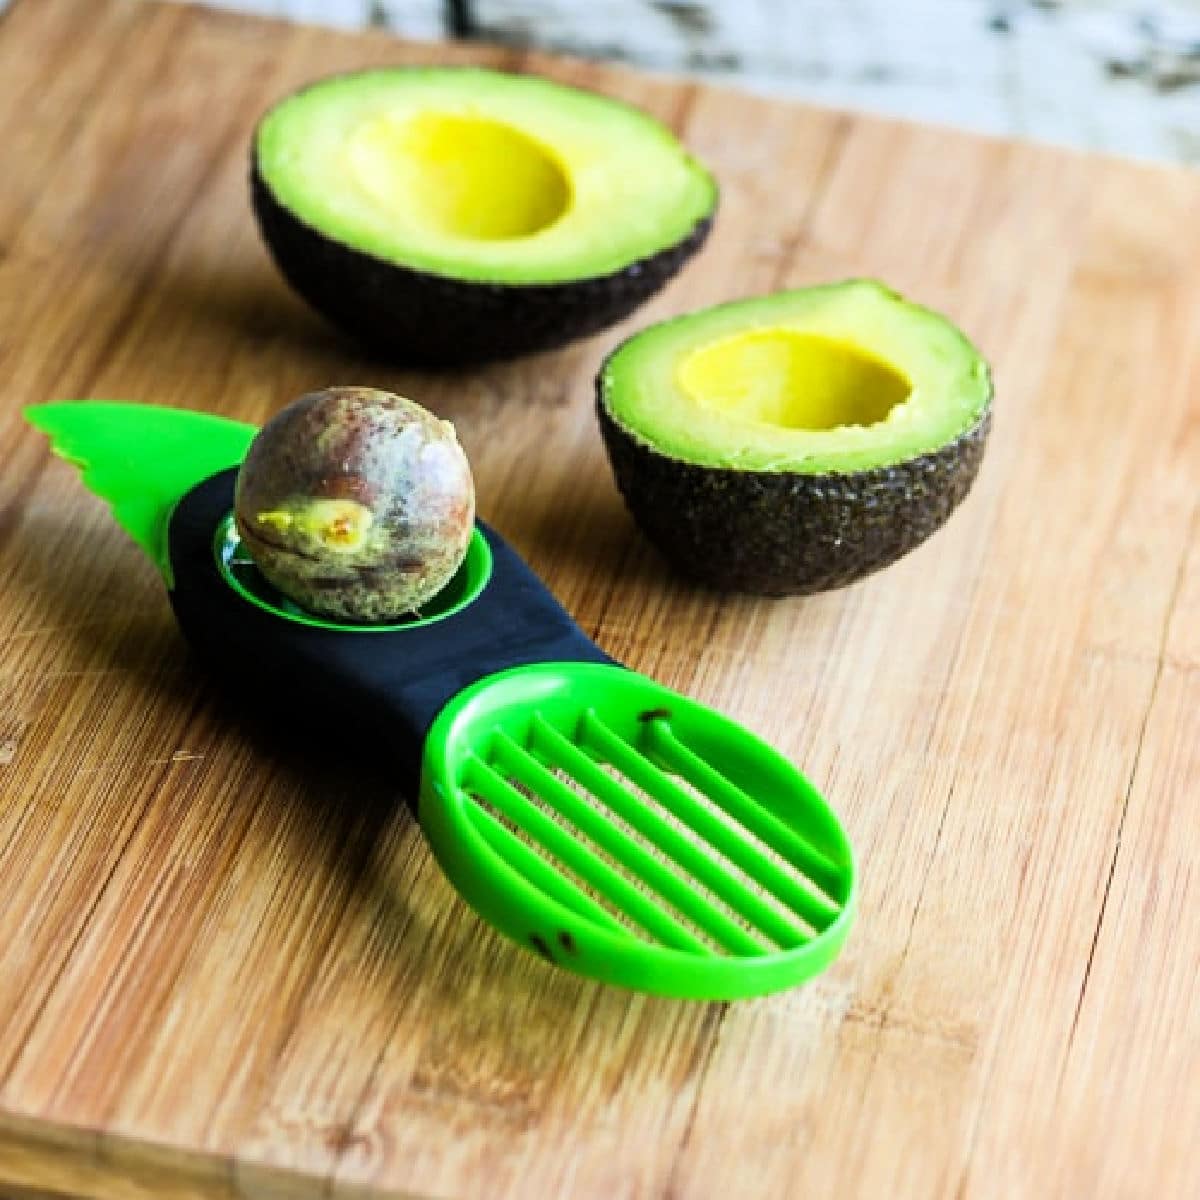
[234,387,475,622]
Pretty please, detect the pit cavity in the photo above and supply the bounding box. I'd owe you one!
[347,111,571,240]
[677,329,912,432]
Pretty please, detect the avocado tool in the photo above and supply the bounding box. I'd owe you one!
[26,401,856,1000]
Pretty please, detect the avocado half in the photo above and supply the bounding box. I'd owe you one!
[251,67,717,365]
[597,280,993,594]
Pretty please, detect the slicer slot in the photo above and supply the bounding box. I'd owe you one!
[529,716,809,951]
[583,712,841,935]
[466,753,710,953]
[647,722,846,903]
[467,804,629,936]
[494,727,765,956]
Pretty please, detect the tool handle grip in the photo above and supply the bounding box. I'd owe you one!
[167,470,613,803]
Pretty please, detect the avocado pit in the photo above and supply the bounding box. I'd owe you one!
[234,387,475,622]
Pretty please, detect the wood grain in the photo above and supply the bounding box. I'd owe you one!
[0,1,1197,1197]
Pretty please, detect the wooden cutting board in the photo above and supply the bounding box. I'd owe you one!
[1,1,1197,1197]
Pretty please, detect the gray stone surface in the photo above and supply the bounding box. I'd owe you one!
[3,0,1197,163]
[461,1,1200,164]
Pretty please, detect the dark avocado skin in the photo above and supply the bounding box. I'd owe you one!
[597,396,992,595]
[251,164,714,367]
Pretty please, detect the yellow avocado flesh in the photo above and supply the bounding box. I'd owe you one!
[601,281,992,474]
[254,499,375,553]
[256,68,716,284]
[677,329,912,433]
[347,112,572,240]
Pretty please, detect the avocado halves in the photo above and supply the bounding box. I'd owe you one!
[597,280,993,594]
[251,67,717,365]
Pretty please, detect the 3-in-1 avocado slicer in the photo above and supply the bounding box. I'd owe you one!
[26,401,856,1000]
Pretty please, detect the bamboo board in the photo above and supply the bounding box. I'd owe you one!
[0,1,1197,1196]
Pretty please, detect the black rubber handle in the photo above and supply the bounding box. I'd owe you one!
[167,469,614,797]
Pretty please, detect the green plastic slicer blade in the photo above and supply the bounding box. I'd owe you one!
[420,662,855,1000]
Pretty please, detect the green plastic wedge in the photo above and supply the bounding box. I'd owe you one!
[26,401,257,584]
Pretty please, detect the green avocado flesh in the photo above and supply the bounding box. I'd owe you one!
[255,68,716,286]
[601,280,990,473]
[597,280,993,594]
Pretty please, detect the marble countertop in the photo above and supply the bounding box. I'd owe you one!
[459,1,1200,167]
[5,0,1198,164]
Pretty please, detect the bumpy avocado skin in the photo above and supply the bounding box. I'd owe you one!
[251,166,714,366]
[597,397,992,595]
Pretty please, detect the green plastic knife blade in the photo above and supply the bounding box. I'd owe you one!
[26,401,257,584]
